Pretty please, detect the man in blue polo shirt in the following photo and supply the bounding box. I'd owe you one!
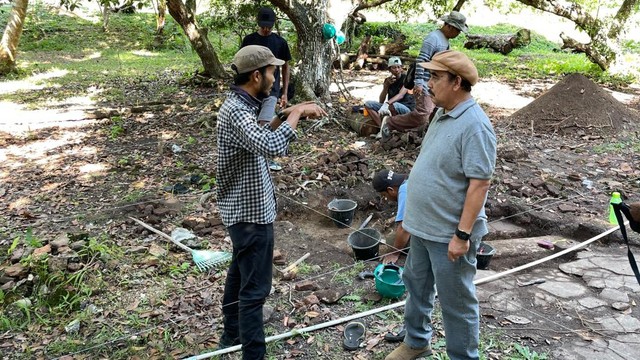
[385,50,496,360]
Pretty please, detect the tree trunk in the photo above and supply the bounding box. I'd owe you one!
[102,4,110,31]
[271,0,334,100]
[516,0,638,71]
[0,0,28,75]
[464,29,530,55]
[166,0,227,78]
[156,0,166,35]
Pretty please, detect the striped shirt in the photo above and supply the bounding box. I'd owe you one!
[413,29,450,91]
[216,86,297,226]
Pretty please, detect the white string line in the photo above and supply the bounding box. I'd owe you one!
[25,186,591,357]
[183,223,631,360]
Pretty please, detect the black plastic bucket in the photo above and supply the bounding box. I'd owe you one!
[476,242,496,270]
[328,199,357,228]
[347,228,381,261]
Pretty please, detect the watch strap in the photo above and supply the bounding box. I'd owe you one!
[455,228,471,241]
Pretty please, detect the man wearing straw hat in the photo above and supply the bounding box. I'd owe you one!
[385,50,496,360]
[216,45,325,359]
[378,11,468,139]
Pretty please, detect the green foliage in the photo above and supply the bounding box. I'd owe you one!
[512,343,548,360]
[352,21,637,85]
[7,237,20,255]
[109,116,125,139]
[22,227,42,248]
[1,4,202,106]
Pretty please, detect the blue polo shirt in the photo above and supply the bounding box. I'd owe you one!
[396,181,407,222]
[403,98,496,243]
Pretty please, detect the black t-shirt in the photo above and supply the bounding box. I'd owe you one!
[388,73,415,110]
[241,32,292,97]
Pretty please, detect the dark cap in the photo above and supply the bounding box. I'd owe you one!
[257,7,276,28]
[372,170,406,192]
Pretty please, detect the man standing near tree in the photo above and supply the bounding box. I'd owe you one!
[385,50,496,360]
[379,11,468,138]
[216,45,326,359]
[242,6,293,171]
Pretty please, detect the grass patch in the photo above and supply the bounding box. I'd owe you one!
[355,22,636,86]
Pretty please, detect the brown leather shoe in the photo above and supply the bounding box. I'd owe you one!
[385,342,432,360]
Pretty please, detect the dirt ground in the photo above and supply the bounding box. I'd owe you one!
[1,69,640,359]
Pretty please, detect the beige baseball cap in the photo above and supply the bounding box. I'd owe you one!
[232,45,284,74]
[419,50,479,86]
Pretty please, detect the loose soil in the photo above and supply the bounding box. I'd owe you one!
[508,73,640,135]
[1,70,640,359]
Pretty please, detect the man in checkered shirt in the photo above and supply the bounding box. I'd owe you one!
[216,45,326,359]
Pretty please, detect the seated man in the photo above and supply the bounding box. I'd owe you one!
[372,169,411,264]
[364,57,415,137]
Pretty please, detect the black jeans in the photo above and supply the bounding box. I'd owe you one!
[221,222,274,360]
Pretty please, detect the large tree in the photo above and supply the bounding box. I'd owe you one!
[166,0,227,77]
[0,0,29,75]
[268,0,449,99]
[458,0,638,71]
[515,0,639,70]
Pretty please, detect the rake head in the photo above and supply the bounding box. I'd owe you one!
[192,250,232,272]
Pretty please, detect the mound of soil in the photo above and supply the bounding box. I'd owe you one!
[508,73,640,135]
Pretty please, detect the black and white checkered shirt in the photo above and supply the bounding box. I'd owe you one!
[216,87,297,226]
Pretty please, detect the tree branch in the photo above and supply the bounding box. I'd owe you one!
[453,0,468,11]
[608,0,639,39]
[352,0,395,13]
[515,0,603,37]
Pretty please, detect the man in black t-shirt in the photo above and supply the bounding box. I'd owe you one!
[241,7,294,171]
[242,7,292,109]
[364,57,415,138]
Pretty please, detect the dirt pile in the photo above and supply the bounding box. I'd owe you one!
[508,73,639,135]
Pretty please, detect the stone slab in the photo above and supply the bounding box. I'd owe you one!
[485,220,528,240]
[485,235,569,258]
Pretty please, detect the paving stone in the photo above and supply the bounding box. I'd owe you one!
[559,258,594,276]
[482,290,522,312]
[609,334,640,358]
[590,256,636,276]
[611,302,631,311]
[533,291,557,308]
[594,314,640,333]
[553,338,623,360]
[537,281,588,298]
[578,296,607,309]
[587,278,607,289]
[600,288,629,303]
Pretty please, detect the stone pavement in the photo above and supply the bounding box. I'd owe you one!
[476,249,640,359]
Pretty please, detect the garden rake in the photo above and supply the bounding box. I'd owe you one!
[129,217,231,272]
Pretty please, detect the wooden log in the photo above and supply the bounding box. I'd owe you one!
[464,29,531,55]
[379,39,410,56]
